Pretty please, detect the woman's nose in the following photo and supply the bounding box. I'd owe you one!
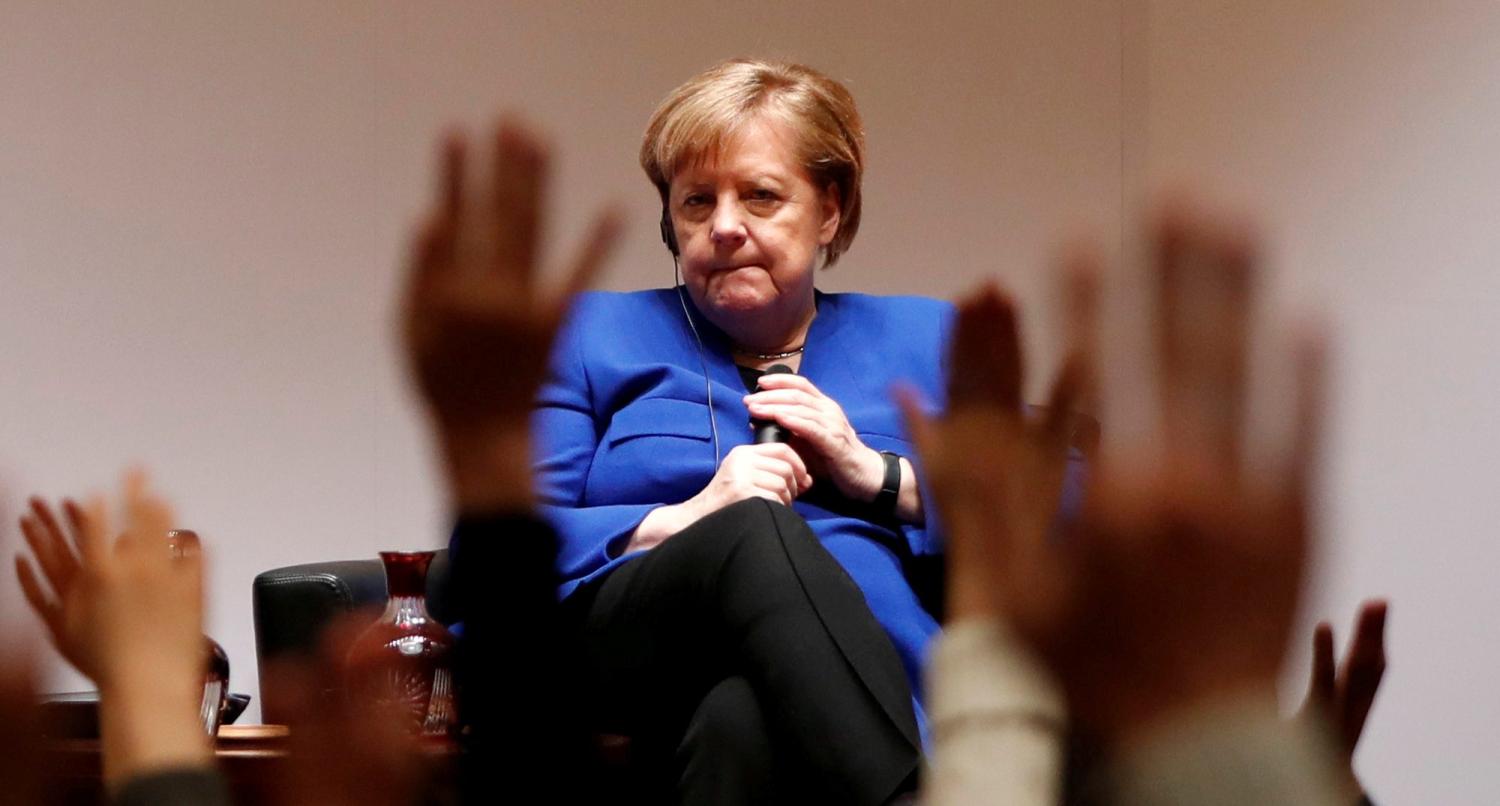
[709,203,748,248]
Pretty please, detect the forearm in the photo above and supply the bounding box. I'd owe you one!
[925,618,1065,806]
[98,668,212,795]
[626,500,702,553]
[452,512,602,796]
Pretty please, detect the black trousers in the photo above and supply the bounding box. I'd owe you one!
[569,499,923,806]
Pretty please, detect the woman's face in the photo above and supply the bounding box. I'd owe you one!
[667,116,840,334]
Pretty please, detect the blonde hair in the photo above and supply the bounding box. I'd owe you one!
[640,58,866,267]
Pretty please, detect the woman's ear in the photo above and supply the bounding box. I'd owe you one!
[818,182,842,246]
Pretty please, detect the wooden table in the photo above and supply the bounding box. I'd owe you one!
[41,727,456,806]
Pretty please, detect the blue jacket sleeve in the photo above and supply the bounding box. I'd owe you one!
[902,298,956,557]
[531,299,655,591]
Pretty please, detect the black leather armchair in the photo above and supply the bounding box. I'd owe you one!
[251,550,453,724]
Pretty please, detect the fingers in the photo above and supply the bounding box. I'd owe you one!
[117,468,150,552]
[744,384,844,454]
[744,390,834,444]
[947,281,1024,410]
[115,472,197,616]
[492,120,549,289]
[166,529,202,560]
[750,443,813,493]
[439,131,464,218]
[76,494,110,568]
[766,411,827,453]
[1044,354,1088,447]
[1048,246,1102,436]
[1308,621,1336,706]
[61,499,89,554]
[745,401,828,443]
[26,497,73,557]
[15,556,61,633]
[553,205,625,307]
[1061,244,1102,401]
[406,137,466,303]
[1152,205,1256,471]
[1348,599,1388,657]
[753,470,797,505]
[721,444,811,502]
[1338,599,1388,751]
[18,501,78,596]
[744,387,823,409]
[749,373,823,396]
[119,468,174,549]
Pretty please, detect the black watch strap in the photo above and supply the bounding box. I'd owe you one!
[874,451,902,515]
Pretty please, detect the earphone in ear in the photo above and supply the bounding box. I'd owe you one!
[659,203,680,257]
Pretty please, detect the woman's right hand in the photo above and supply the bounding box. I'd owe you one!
[627,443,813,552]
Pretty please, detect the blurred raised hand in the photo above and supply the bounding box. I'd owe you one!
[264,618,432,806]
[403,121,621,509]
[910,205,1327,748]
[15,470,211,791]
[901,274,1091,629]
[16,495,99,679]
[1303,599,1388,797]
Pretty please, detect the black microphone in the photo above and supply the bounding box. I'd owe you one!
[751,363,795,444]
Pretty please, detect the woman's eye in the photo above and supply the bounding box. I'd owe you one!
[748,189,777,201]
[682,194,708,207]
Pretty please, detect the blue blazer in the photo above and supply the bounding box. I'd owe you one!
[532,287,954,701]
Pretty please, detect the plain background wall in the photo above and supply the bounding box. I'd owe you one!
[1,2,1494,802]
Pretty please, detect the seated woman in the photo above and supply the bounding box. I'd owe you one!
[533,59,950,805]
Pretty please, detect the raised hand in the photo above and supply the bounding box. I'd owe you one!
[900,277,1090,627]
[82,472,203,697]
[1052,211,1324,744]
[403,120,622,508]
[911,205,1327,748]
[16,470,210,790]
[16,495,103,680]
[1302,598,1388,794]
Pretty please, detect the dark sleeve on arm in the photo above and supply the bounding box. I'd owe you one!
[449,510,602,802]
[112,767,230,806]
[448,511,559,622]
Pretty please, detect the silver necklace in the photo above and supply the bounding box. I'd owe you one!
[734,344,805,361]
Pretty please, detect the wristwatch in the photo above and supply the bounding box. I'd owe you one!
[873,450,902,515]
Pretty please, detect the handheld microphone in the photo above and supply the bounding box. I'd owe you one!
[752,364,795,444]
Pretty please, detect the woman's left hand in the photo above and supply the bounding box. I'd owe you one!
[743,374,884,502]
